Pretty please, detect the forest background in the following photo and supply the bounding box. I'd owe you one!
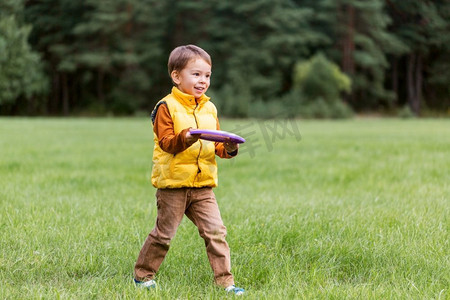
[1,0,450,118]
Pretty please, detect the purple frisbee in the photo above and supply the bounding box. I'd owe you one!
[190,129,245,144]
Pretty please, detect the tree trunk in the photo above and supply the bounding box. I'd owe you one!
[71,75,78,112]
[97,68,105,105]
[414,54,422,115]
[125,3,133,36]
[407,53,416,114]
[50,72,60,115]
[340,3,356,105]
[392,57,398,106]
[407,53,422,115]
[62,73,69,116]
[27,95,35,115]
[342,4,355,75]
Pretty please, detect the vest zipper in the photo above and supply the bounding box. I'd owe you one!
[193,101,202,184]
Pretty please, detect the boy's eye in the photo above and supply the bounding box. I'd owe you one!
[193,73,200,76]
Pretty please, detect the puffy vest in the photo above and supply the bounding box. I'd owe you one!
[151,87,218,188]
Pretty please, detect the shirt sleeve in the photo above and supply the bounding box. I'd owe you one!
[153,103,194,154]
[215,118,238,158]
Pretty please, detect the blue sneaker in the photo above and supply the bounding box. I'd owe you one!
[134,278,156,289]
[225,285,245,296]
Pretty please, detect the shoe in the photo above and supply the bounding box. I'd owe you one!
[134,278,156,289]
[225,285,245,296]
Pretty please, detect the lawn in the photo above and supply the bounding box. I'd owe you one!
[0,117,449,299]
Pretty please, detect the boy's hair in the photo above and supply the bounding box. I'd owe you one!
[168,45,212,76]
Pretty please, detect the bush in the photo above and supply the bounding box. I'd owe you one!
[398,105,416,118]
[248,91,303,119]
[109,69,151,115]
[331,99,354,119]
[299,97,353,119]
[0,15,48,107]
[214,53,354,119]
[293,53,351,102]
[249,99,284,119]
[248,92,353,119]
[290,53,353,119]
[210,84,250,118]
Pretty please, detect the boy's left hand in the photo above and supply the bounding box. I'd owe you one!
[224,139,239,153]
[186,129,201,144]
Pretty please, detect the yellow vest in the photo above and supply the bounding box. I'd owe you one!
[151,87,218,188]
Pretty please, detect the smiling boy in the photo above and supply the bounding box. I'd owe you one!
[133,45,244,296]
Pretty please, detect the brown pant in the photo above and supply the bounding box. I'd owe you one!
[134,187,234,287]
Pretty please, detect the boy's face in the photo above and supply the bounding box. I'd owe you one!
[171,58,211,99]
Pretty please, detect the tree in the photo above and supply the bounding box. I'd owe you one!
[25,0,166,115]
[71,0,166,114]
[0,0,47,113]
[24,0,87,115]
[386,0,450,115]
[313,0,408,111]
[425,0,450,111]
[5,0,448,116]
[203,0,327,116]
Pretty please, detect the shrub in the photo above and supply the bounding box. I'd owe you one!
[290,53,353,119]
[211,84,250,118]
[398,105,416,118]
[0,15,48,107]
[248,91,353,119]
[293,53,351,101]
[214,53,354,119]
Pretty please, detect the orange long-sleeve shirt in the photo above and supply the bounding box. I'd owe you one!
[153,103,236,158]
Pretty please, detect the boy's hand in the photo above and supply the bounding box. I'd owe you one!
[224,139,239,153]
[186,130,200,144]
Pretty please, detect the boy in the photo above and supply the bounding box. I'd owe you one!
[134,45,244,296]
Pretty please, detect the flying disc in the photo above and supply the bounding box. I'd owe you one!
[190,129,245,144]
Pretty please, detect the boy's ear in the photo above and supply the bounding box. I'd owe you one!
[171,70,181,85]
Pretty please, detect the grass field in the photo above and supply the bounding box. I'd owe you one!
[0,117,449,299]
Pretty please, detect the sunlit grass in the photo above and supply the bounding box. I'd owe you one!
[0,117,449,299]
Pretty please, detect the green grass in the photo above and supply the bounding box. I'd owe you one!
[0,117,449,299]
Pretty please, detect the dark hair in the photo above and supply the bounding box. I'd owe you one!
[168,45,212,76]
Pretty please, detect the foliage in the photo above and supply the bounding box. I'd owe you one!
[247,54,353,119]
[313,0,409,109]
[298,97,354,119]
[287,53,352,119]
[387,0,450,113]
[210,84,251,118]
[22,0,166,115]
[1,0,450,116]
[397,105,416,119]
[0,6,47,108]
[294,53,351,101]
[248,92,353,119]
[206,0,325,101]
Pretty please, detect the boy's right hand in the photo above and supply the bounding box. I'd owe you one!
[186,129,200,144]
